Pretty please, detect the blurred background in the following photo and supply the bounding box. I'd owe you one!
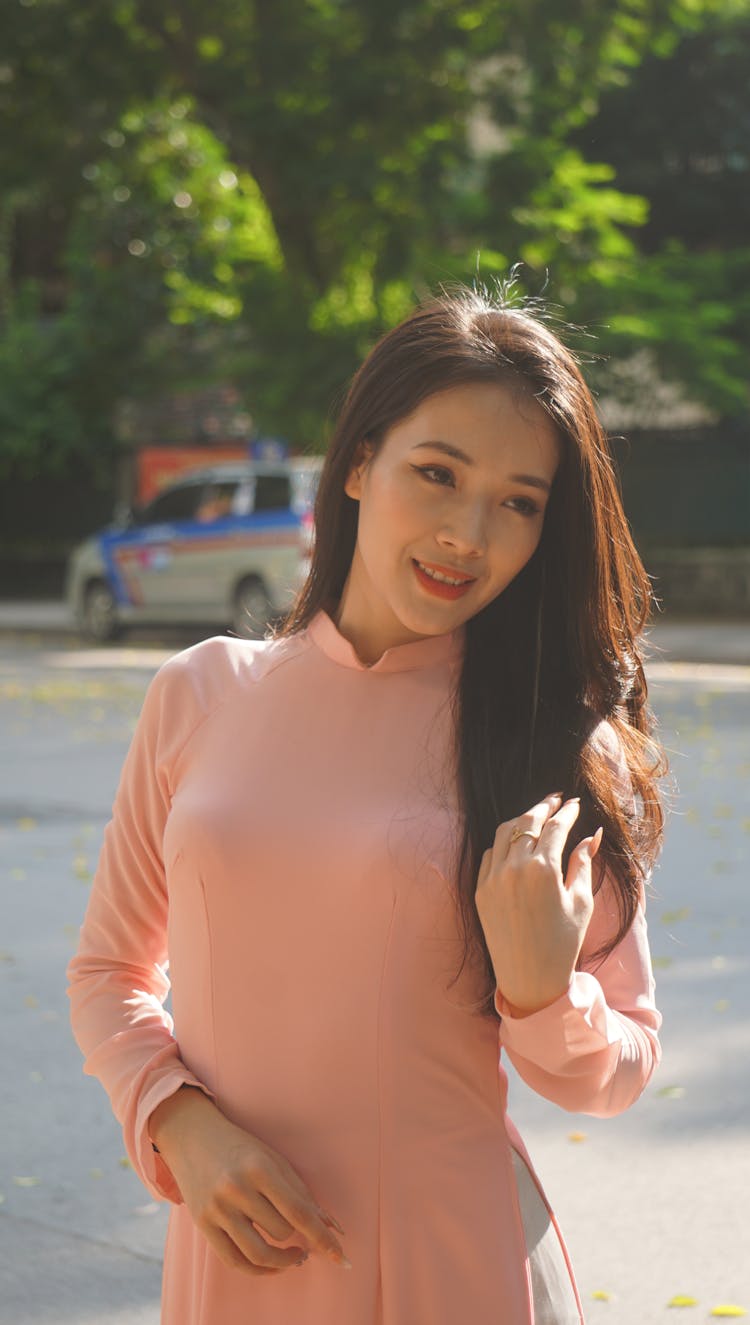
[1,3,748,1323]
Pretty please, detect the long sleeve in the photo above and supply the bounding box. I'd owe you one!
[496,882,661,1116]
[66,648,220,1203]
[495,719,662,1117]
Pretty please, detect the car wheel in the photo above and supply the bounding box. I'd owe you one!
[232,576,272,638]
[82,580,122,642]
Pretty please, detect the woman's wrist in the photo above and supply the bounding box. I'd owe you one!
[149,1083,218,1155]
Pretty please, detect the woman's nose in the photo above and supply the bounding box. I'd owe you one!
[436,504,487,557]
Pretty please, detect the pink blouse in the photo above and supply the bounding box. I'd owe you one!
[67,607,662,1324]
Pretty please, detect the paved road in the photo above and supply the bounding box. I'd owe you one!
[1,635,748,1323]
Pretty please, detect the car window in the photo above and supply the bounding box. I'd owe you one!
[138,483,206,524]
[195,480,239,523]
[290,467,321,513]
[254,474,291,512]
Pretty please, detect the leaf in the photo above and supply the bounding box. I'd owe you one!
[661,907,691,924]
[118,1156,132,1169]
[16,817,36,830]
[710,1309,747,1318]
[89,1168,104,1179]
[592,1289,612,1300]
[72,855,92,882]
[12,1175,41,1187]
[668,1295,699,1307]
[657,1085,685,1099]
[652,956,673,969]
[568,1132,587,1143]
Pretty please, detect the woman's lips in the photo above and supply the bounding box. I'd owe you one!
[412,559,475,600]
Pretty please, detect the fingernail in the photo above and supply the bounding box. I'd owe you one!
[327,1247,352,1269]
[321,1210,346,1235]
[587,827,603,855]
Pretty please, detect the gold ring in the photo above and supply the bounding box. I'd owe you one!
[510,825,538,846]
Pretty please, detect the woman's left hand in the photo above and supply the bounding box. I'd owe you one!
[476,792,603,1017]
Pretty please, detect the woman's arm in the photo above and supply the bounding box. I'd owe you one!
[65,649,218,1203]
[496,874,662,1116]
[496,718,662,1117]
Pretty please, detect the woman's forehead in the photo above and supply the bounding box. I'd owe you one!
[384,382,561,467]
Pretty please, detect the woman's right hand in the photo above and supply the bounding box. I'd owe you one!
[148,1085,350,1275]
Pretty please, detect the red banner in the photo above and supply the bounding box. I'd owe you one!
[137,446,249,504]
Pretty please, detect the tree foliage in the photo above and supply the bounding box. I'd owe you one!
[1,0,748,484]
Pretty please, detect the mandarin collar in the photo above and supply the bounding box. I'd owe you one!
[307,606,466,674]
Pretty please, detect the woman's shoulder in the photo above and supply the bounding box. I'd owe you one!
[152,629,310,713]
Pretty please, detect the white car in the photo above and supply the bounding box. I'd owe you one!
[66,457,322,641]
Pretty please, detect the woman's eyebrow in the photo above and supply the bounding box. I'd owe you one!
[411,440,552,493]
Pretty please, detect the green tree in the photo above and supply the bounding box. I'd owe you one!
[1,0,747,489]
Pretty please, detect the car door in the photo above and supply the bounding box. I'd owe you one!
[111,479,209,614]
[172,477,244,611]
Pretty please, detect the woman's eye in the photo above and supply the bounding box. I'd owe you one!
[413,464,454,486]
[508,497,542,518]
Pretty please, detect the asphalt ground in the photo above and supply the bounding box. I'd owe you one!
[1,631,748,1324]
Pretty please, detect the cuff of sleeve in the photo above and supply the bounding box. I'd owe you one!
[133,1071,218,1204]
[496,971,617,1074]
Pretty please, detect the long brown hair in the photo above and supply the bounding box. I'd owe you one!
[274,284,670,1017]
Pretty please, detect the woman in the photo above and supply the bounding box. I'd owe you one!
[67,285,667,1325]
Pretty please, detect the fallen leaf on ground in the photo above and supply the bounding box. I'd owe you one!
[118,1156,132,1169]
[710,1308,747,1318]
[591,1289,612,1301]
[652,956,673,969]
[657,1085,685,1099]
[661,908,691,924]
[568,1132,587,1143]
[12,1176,40,1187]
[89,1168,104,1179]
[667,1295,698,1307]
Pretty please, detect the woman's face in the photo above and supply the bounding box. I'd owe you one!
[338,380,562,662]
